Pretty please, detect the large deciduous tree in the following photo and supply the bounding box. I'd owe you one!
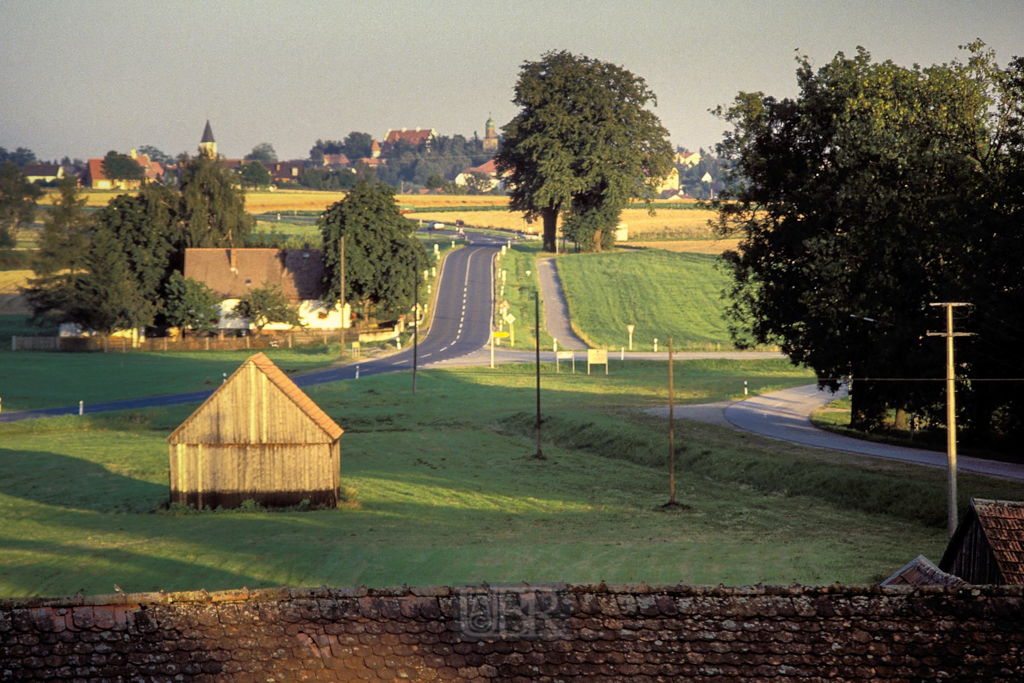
[101,151,145,186]
[496,51,674,252]
[715,44,1024,438]
[319,181,428,321]
[178,154,253,248]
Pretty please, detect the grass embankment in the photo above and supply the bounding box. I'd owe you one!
[3,356,1014,597]
[557,250,737,351]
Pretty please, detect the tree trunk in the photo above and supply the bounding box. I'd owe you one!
[541,206,558,253]
[849,380,885,432]
[591,229,603,253]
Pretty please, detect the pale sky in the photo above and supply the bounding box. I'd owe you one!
[2,0,1023,162]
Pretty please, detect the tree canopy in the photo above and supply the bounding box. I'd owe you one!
[496,51,674,252]
[319,181,428,321]
[715,43,1024,440]
[163,272,221,335]
[232,282,301,333]
[0,147,37,167]
[244,142,277,163]
[101,151,145,184]
[0,161,41,252]
[178,154,253,248]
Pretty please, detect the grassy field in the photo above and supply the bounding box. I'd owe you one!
[630,239,742,255]
[5,355,1013,597]
[0,344,343,412]
[556,250,737,351]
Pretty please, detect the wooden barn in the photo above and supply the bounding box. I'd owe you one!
[939,499,1024,585]
[167,353,343,509]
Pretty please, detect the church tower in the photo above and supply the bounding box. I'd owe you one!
[199,120,217,158]
[482,115,498,154]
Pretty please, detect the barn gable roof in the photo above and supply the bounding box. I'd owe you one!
[167,352,342,444]
[941,499,1024,584]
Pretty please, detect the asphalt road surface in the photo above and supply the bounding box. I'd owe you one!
[0,231,507,423]
[722,384,1024,481]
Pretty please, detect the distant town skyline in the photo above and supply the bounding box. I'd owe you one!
[2,0,1023,162]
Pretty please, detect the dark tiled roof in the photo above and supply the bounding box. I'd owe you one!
[22,164,61,176]
[201,120,215,143]
[383,128,435,147]
[973,499,1024,584]
[881,555,966,587]
[184,248,326,300]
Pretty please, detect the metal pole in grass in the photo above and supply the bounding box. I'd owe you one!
[413,249,418,395]
[668,337,675,505]
[533,290,544,460]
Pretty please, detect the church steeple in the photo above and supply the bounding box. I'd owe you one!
[199,120,217,158]
[483,114,498,154]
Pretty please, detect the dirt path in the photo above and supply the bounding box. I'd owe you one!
[537,257,588,350]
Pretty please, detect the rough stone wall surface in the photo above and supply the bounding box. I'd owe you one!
[2,583,1024,682]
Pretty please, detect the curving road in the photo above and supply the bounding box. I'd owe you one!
[721,384,1024,481]
[0,231,507,423]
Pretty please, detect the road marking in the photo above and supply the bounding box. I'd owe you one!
[440,346,449,352]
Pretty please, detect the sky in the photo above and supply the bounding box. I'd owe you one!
[3,0,1024,163]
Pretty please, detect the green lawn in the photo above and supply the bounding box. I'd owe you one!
[0,345,343,411]
[3,357,1016,597]
[557,250,740,351]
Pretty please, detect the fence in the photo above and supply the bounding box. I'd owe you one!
[11,330,355,353]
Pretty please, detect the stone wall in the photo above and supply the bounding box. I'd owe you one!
[2,583,1024,681]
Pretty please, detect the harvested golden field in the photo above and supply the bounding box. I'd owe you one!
[412,206,718,238]
[0,271,31,294]
[629,239,741,254]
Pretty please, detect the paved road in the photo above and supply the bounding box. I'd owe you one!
[719,384,1024,481]
[537,257,588,350]
[0,232,507,423]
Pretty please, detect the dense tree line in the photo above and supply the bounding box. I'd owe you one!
[715,42,1024,446]
[26,156,254,334]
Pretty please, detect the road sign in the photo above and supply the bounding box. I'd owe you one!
[505,314,516,324]
[492,331,510,338]
[587,348,609,375]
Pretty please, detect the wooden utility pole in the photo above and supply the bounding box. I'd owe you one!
[339,236,345,355]
[413,250,418,395]
[534,291,544,459]
[668,337,676,505]
[927,302,973,538]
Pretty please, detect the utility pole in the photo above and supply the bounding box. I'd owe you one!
[927,302,973,538]
[344,236,348,358]
[668,337,676,506]
[413,250,419,394]
[534,291,544,459]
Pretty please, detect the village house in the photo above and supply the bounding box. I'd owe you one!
[167,352,344,509]
[454,158,502,191]
[21,163,64,184]
[79,149,163,189]
[381,128,437,154]
[184,248,348,331]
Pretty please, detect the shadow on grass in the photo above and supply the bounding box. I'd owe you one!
[0,448,166,513]
[0,536,267,596]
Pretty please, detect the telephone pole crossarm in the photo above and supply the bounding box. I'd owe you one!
[926,302,974,539]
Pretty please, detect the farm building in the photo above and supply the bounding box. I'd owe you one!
[184,247,348,330]
[167,352,343,509]
[940,499,1024,585]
